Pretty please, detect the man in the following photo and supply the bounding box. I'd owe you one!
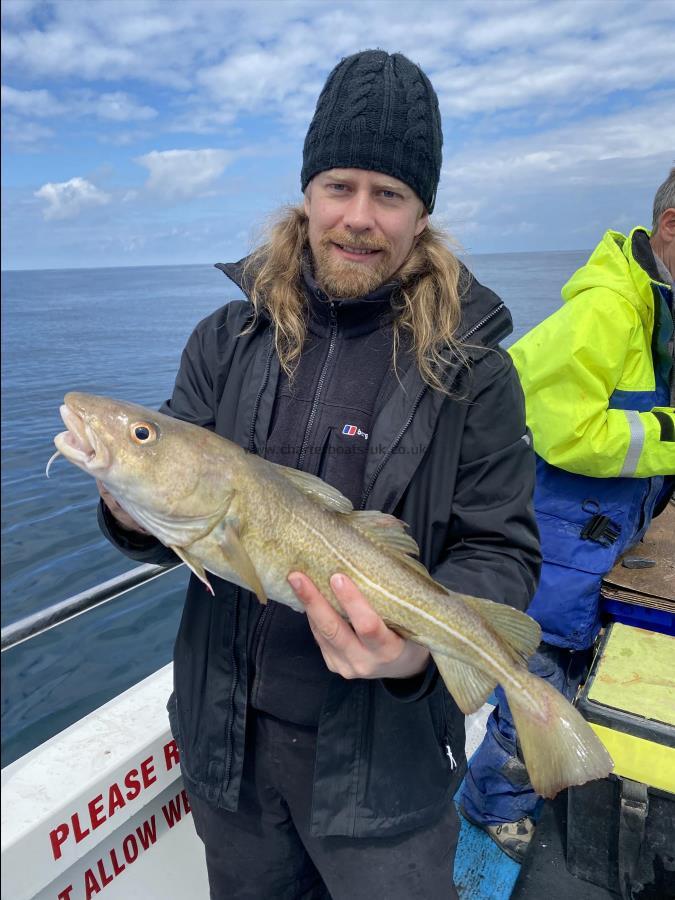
[461,167,675,863]
[99,50,540,899]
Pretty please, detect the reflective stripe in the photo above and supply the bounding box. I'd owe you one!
[619,410,645,476]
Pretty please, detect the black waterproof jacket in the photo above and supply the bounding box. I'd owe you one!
[99,258,541,838]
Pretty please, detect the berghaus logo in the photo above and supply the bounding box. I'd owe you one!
[342,424,368,440]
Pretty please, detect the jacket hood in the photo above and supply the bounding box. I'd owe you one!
[215,255,511,350]
[561,227,662,326]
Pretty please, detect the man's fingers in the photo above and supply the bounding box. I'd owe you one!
[289,572,429,679]
[289,572,353,648]
[330,573,400,654]
[97,480,120,511]
[96,479,149,534]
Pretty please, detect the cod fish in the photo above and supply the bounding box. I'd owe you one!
[50,392,612,798]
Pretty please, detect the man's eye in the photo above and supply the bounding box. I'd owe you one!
[328,183,347,192]
[381,190,400,200]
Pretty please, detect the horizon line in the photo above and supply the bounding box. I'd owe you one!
[1,247,593,275]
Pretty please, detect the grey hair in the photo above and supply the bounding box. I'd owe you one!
[652,166,675,232]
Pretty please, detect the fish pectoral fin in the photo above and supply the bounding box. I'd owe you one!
[432,653,497,715]
[462,596,541,663]
[217,523,267,606]
[171,546,214,596]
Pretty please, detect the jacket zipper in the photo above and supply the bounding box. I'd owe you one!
[250,600,269,707]
[224,338,274,792]
[461,302,505,342]
[359,310,502,510]
[248,339,275,454]
[222,587,240,792]
[251,304,338,702]
[439,698,457,769]
[359,384,427,509]
[444,738,457,769]
[297,303,338,471]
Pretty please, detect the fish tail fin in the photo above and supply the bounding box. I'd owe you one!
[504,673,613,799]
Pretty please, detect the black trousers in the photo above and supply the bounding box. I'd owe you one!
[188,711,460,900]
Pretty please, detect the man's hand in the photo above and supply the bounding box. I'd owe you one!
[288,572,430,680]
[97,480,150,534]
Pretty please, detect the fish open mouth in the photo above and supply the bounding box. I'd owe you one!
[50,403,110,474]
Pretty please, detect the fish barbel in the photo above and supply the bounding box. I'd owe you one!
[51,392,612,798]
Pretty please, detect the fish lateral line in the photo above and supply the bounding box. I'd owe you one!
[297,514,527,695]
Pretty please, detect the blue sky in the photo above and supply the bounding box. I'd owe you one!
[2,0,674,270]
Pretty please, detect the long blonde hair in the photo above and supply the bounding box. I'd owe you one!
[242,205,467,393]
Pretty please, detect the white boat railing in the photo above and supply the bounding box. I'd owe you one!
[1,562,182,652]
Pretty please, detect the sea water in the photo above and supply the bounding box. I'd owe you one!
[1,250,588,764]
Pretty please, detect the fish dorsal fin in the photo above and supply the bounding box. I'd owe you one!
[347,510,441,586]
[347,511,420,556]
[463,595,541,662]
[273,464,353,514]
[433,653,497,715]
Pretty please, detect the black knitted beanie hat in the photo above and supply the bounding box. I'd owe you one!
[301,49,443,213]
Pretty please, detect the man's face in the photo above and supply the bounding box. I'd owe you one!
[304,168,428,298]
[656,208,675,279]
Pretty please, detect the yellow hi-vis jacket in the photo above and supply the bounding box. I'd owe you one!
[508,227,673,649]
[510,227,674,479]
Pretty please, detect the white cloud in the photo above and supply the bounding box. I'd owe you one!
[2,114,54,146]
[34,177,111,220]
[84,91,157,122]
[1,24,138,81]
[1,0,40,23]
[442,97,675,188]
[3,0,675,265]
[2,83,156,122]
[1,84,63,116]
[435,95,675,247]
[135,148,234,199]
[2,1,674,133]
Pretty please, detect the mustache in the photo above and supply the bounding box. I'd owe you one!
[320,229,391,253]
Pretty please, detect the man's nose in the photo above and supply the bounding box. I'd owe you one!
[342,191,375,232]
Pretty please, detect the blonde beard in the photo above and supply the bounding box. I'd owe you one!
[313,232,393,298]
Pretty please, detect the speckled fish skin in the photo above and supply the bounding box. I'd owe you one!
[53,392,613,799]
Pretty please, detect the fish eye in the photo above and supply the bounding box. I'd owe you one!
[130,422,157,444]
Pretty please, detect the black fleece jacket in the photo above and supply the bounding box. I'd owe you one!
[99,257,541,838]
[251,269,401,724]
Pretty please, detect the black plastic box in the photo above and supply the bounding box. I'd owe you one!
[566,623,675,898]
[567,777,674,897]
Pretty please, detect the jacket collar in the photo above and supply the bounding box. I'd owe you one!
[631,228,665,285]
[215,257,258,303]
[215,254,511,350]
[454,262,512,348]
